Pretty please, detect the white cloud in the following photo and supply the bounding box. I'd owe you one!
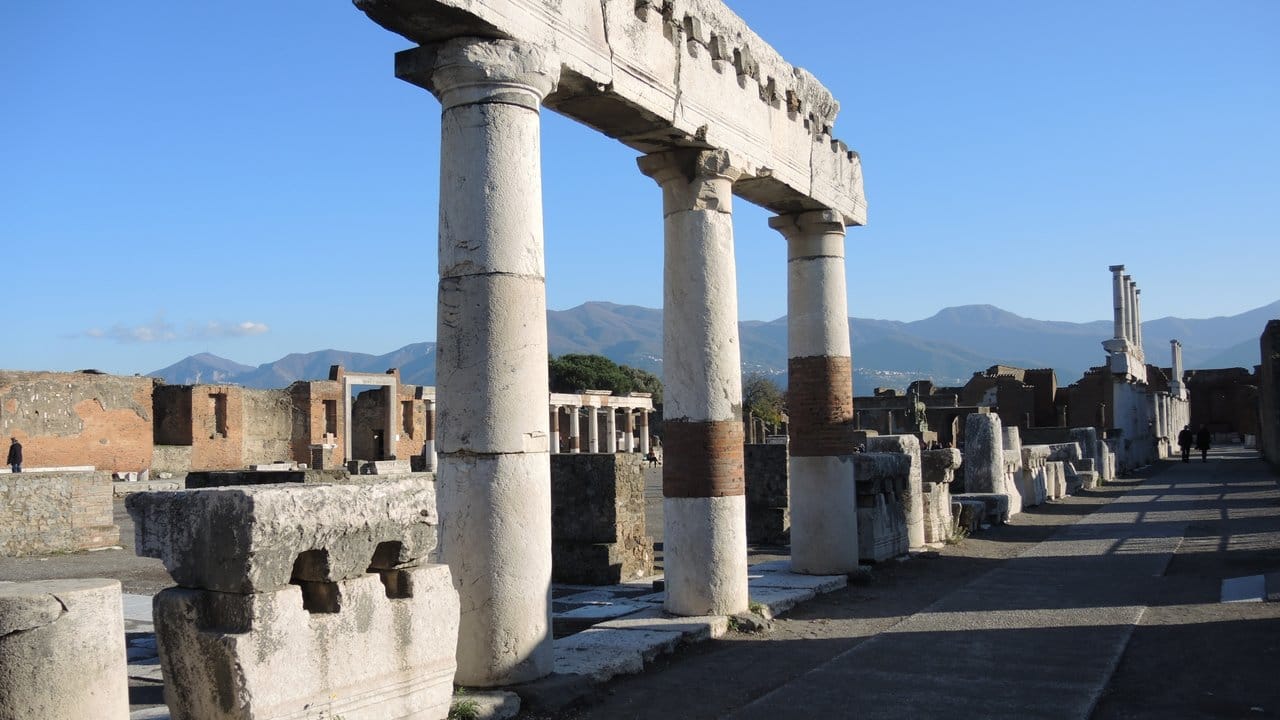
[84,317,269,343]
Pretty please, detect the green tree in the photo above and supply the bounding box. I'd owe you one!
[619,365,663,406]
[742,373,785,426]
[549,354,634,395]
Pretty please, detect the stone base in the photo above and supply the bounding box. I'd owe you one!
[952,493,1009,525]
[920,482,952,545]
[154,565,458,720]
[184,471,306,489]
[952,499,986,533]
[746,506,790,545]
[0,579,128,720]
[857,493,908,562]
[552,535,654,586]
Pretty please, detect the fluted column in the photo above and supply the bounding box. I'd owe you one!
[398,38,559,686]
[639,149,748,616]
[769,209,858,574]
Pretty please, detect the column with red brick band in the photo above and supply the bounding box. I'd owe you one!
[639,149,749,617]
[769,209,859,575]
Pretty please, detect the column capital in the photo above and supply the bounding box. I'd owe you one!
[397,38,560,111]
[637,149,743,188]
[1108,264,1126,273]
[768,209,846,259]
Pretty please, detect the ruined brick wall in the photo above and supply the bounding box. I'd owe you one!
[1186,368,1260,436]
[1063,368,1110,430]
[152,384,193,445]
[0,471,119,556]
[0,371,153,473]
[288,381,344,467]
[550,453,652,584]
[239,388,293,466]
[1023,369,1058,427]
[188,385,244,470]
[1260,320,1280,467]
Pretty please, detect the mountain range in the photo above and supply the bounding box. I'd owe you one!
[149,300,1280,392]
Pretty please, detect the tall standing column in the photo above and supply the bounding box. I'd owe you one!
[423,399,437,471]
[1171,339,1186,398]
[639,149,748,617]
[549,406,561,454]
[1108,264,1127,346]
[1134,287,1144,358]
[398,38,559,686]
[568,406,581,453]
[1125,277,1137,347]
[605,407,618,453]
[769,209,858,574]
[624,410,636,452]
[588,407,600,453]
[639,411,651,454]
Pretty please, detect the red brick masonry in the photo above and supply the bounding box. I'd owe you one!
[788,355,854,457]
[663,420,745,498]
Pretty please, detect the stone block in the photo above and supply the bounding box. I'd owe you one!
[857,492,908,562]
[366,459,413,475]
[744,443,788,508]
[964,413,1004,494]
[127,478,438,593]
[953,499,985,533]
[1,472,120,556]
[867,435,924,549]
[921,448,962,486]
[184,470,306,488]
[154,565,458,720]
[551,454,645,544]
[552,536,654,586]
[746,505,790,545]
[0,578,128,720]
[852,452,910,495]
[952,493,1008,525]
[554,627,682,682]
[921,480,953,544]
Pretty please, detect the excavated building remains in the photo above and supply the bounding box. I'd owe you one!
[125,479,458,719]
[551,453,653,585]
[920,448,960,544]
[354,0,865,685]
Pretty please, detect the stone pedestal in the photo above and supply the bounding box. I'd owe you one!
[853,453,911,562]
[866,435,924,550]
[745,443,790,545]
[398,37,560,685]
[551,454,653,585]
[128,480,457,719]
[640,149,748,617]
[0,579,128,720]
[963,414,1006,496]
[921,448,961,544]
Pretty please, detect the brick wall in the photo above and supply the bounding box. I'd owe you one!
[0,371,154,473]
[0,471,119,556]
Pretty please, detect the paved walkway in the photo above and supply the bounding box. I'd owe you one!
[558,447,1280,720]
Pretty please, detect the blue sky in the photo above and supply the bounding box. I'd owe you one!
[2,1,1277,374]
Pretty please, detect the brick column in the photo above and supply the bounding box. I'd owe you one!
[549,406,560,454]
[639,411,651,454]
[567,405,580,453]
[624,410,636,452]
[639,149,748,617]
[769,209,858,574]
[397,38,559,686]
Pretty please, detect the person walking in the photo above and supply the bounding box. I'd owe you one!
[6,437,21,473]
[1177,425,1194,463]
[1196,424,1212,463]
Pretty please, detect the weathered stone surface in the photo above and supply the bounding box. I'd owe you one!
[963,414,1004,494]
[551,454,652,584]
[953,499,985,533]
[0,578,128,719]
[854,452,910,562]
[184,470,305,488]
[867,435,924,549]
[745,443,788,508]
[1,471,120,556]
[154,565,458,720]
[127,478,438,593]
[746,505,791,546]
[920,449,961,542]
[952,493,1009,525]
[554,627,682,682]
[921,448,962,486]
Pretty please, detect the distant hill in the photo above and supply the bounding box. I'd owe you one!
[148,300,1280,392]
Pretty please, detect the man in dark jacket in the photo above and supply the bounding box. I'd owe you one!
[1196,425,1212,463]
[1177,425,1194,463]
[6,437,21,473]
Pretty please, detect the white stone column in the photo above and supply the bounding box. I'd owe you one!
[398,38,559,686]
[1125,277,1137,347]
[639,149,748,617]
[1171,339,1186,398]
[423,399,437,471]
[1135,287,1144,358]
[624,410,636,452]
[639,411,651,454]
[605,407,618,453]
[587,407,600,453]
[568,405,580,453]
[549,406,561,454]
[1109,264,1128,345]
[769,209,858,574]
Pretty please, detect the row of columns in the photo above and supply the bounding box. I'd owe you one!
[548,406,652,455]
[1107,264,1145,359]
[404,37,858,687]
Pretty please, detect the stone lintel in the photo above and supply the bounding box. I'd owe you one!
[357,0,866,225]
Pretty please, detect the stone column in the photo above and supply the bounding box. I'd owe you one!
[423,399,437,471]
[1108,264,1127,345]
[1171,339,1185,398]
[624,410,636,452]
[639,411,651,454]
[588,407,600,453]
[567,406,580,453]
[639,149,748,616]
[1135,287,1144,357]
[398,38,559,686]
[769,209,858,574]
[0,579,129,719]
[605,407,618,453]
[549,406,561,454]
[1125,277,1137,347]
[964,413,1005,494]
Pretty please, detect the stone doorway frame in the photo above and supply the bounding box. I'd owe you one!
[343,372,398,461]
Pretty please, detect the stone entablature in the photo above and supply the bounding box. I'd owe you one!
[363,0,865,225]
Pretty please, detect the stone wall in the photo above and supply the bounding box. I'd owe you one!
[745,443,789,544]
[0,371,154,474]
[1261,320,1280,468]
[239,388,293,466]
[550,453,652,584]
[0,471,119,556]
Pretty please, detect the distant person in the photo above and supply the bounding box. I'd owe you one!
[1177,425,1194,463]
[7,437,21,473]
[1196,425,1212,463]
